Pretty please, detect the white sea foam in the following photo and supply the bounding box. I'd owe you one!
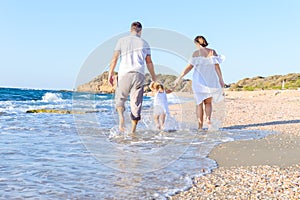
[42,92,63,102]
[1,89,276,199]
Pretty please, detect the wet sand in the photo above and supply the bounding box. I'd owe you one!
[170,90,300,199]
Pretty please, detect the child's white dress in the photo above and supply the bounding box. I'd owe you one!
[153,91,169,115]
[190,55,225,105]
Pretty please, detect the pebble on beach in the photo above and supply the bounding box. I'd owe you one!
[169,165,300,199]
[169,90,300,199]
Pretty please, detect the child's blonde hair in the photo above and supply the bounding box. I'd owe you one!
[150,81,164,91]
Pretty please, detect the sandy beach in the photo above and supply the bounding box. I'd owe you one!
[170,90,300,199]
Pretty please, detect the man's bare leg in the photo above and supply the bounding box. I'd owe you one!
[131,120,138,134]
[117,107,125,132]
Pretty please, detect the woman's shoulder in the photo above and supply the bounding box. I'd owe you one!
[192,50,199,57]
[192,48,217,58]
[206,48,217,56]
[190,50,225,65]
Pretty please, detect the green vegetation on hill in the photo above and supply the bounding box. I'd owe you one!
[229,73,300,91]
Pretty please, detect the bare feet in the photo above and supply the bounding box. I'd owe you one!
[119,125,126,133]
[118,115,125,132]
[117,107,125,132]
[156,124,161,130]
[131,120,138,134]
[198,122,203,130]
[207,118,212,125]
[118,118,125,132]
[207,118,213,131]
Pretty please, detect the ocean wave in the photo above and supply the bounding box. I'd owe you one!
[42,92,63,102]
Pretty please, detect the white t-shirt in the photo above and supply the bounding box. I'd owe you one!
[115,34,151,77]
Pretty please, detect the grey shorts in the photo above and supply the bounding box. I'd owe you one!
[115,72,145,121]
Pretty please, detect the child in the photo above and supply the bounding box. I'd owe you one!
[149,81,172,130]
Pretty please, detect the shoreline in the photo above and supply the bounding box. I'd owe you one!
[170,90,300,199]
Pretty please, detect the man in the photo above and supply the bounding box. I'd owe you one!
[108,21,157,134]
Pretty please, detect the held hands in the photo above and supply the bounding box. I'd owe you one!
[173,76,181,89]
[165,88,173,94]
[219,79,225,88]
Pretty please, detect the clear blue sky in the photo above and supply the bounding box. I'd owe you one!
[1,0,299,90]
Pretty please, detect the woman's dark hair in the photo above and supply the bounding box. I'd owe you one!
[194,36,208,47]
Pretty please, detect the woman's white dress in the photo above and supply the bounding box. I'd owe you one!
[190,55,225,105]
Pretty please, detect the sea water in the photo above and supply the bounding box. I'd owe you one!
[0,87,274,199]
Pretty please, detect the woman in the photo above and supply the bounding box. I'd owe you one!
[174,36,225,130]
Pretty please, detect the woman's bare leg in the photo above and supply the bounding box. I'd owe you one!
[154,115,160,130]
[196,103,204,130]
[204,97,212,125]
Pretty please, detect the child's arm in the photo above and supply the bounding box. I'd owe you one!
[146,91,155,96]
[165,88,173,94]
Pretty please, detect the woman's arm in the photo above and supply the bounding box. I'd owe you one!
[173,64,193,88]
[215,64,225,87]
[179,64,193,79]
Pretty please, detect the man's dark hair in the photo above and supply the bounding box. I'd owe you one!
[131,21,142,32]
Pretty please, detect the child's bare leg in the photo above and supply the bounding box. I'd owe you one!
[117,107,125,132]
[196,103,204,129]
[204,98,212,125]
[160,113,166,130]
[154,115,160,130]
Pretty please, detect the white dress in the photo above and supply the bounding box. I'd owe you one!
[153,91,170,115]
[190,54,225,104]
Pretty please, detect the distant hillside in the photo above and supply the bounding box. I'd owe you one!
[229,73,300,91]
[76,72,192,93]
[77,71,116,93]
[76,72,300,93]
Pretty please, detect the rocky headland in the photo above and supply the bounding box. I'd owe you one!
[76,71,193,93]
[77,72,299,93]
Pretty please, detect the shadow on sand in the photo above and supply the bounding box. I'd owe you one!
[224,119,300,130]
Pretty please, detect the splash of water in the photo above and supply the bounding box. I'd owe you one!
[42,92,63,102]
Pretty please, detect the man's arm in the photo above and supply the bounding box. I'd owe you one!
[145,55,157,82]
[108,51,120,86]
